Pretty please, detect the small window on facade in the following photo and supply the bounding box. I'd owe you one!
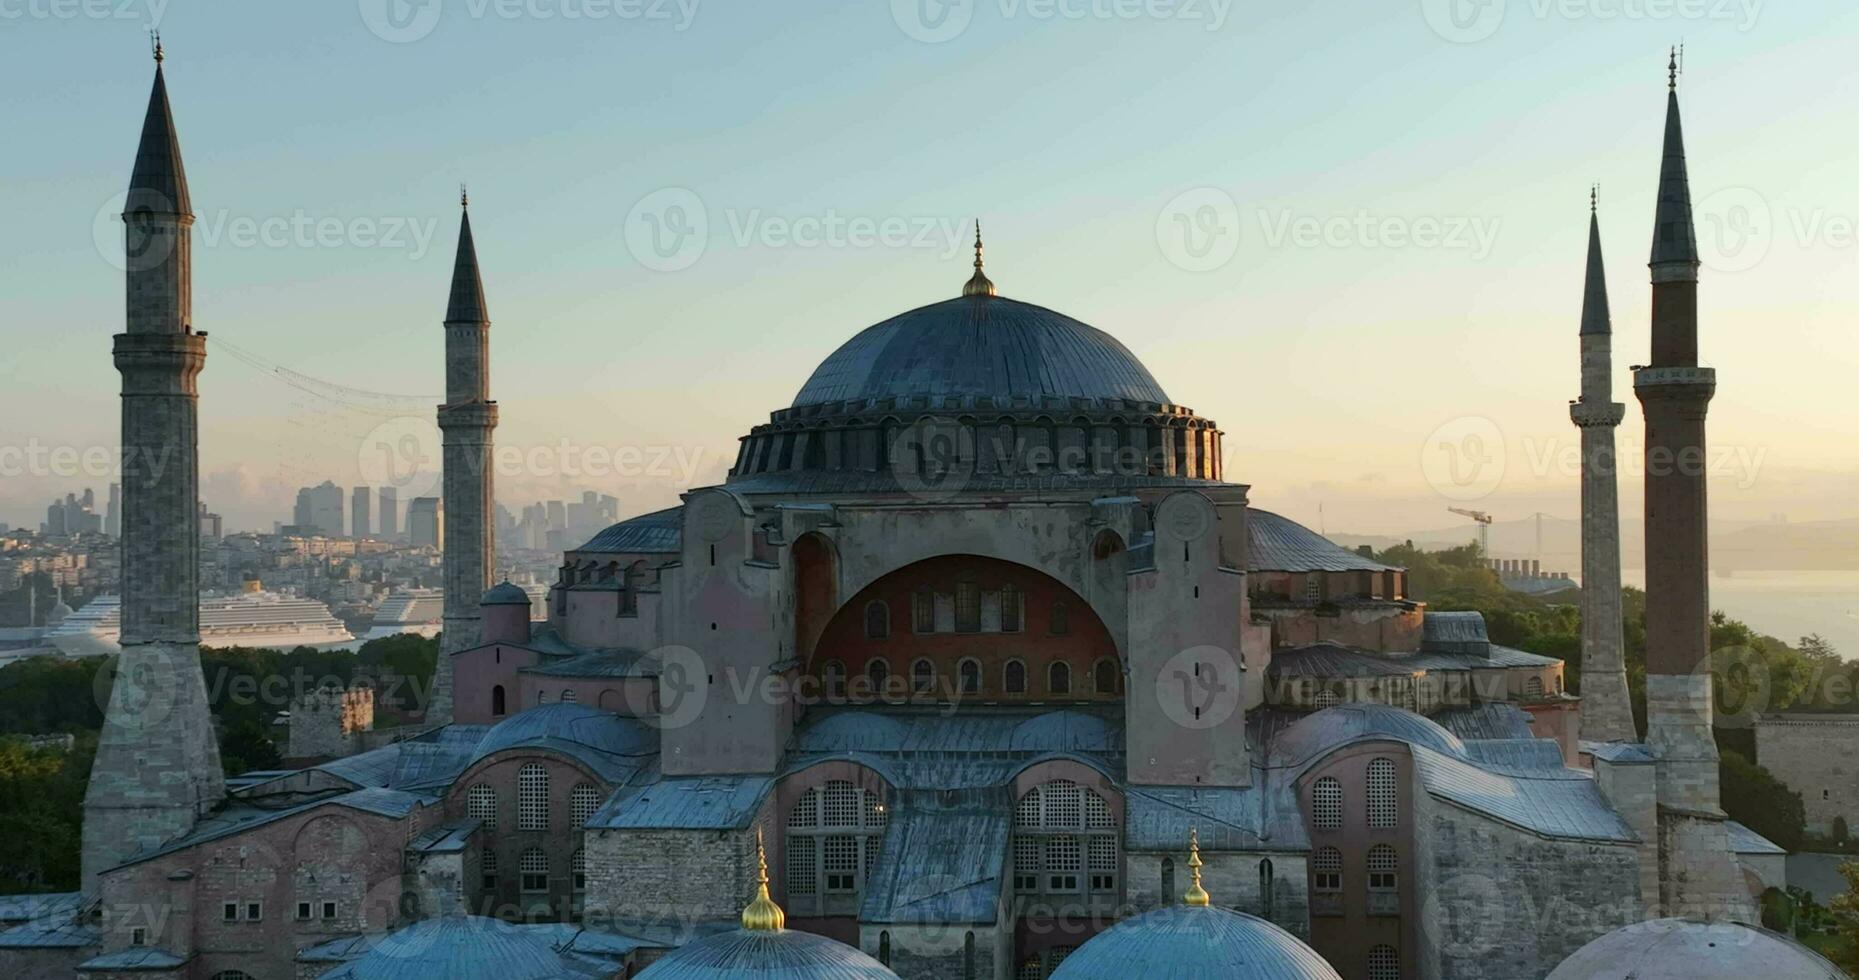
[572,849,587,893]
[959,659,981,695]
[491,684,506,716]
[246,902,261,922]
[561,688,577,703]
[1000,584,1021,632]
[1004,660,1027,694]
[468,784,497,830]
[1367,758,1398,829]
[868,659,890,697]
[865,600,890,638]
[1368,944,1399,980]
[1161,857,1176,901]
[1368,844,1398,890]
[1093,659,1118,695]
[518,764,550,831]
[955,581,980,632]
[912,658,935,694]
[130,927,147,947]
[1048,661,1071,695]
[913,588,934,632]
[1525,676,1545,697]
[822,660,847,699]
[296,902,311,921]
[222,902,238,922]
[520,848,549,893]
[1313,776,1343,830]
[1050,599,1069,635]
[321,901,337,919]
[1313,846,1342,891]
[1306,575,1322,601]
[481,849,498,891]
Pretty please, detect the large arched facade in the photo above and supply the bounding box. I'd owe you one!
[807,554,1122,705]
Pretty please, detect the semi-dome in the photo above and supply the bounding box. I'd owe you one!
[324,916,565,980]
[791,295,1170,410]
[1546,918,1844,979]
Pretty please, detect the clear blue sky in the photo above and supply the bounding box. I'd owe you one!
[2,0,1855,536]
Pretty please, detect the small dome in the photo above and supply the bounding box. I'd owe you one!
[481,581,531,605]
[791,296,1170,409]
[635,929,899,980]
[46,602,73,625]
[330,916,564,980]
[1547,918,1844,980]
[1051,905,1342,980]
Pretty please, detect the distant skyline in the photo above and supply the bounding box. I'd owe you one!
[3,1,1855,537]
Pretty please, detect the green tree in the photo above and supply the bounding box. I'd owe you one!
[1829,862,1859,976]
[1721,749,1806,852]
[0,734,94,891]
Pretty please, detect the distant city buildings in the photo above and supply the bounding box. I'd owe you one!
[351,486,372,539]
[292,480,345,537]
[378,486,399,540]
[104,483,121,538]
[42,490,102,536]
[407,496,443,548]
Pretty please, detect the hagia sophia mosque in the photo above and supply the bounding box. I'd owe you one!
[0,42,1844,980]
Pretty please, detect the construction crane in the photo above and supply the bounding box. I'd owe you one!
[1447,507,1493,557]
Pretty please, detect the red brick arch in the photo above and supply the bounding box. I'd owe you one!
[807,554,1120,704]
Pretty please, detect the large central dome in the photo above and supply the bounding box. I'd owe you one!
[791,295,1171,409]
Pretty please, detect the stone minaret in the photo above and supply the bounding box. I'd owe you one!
[82,44,226,894]
[1634,52,1749,920]
[433,192,497,725]
[1570,194,1635,743]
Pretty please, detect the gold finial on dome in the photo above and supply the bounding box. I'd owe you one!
[962,220,996,298]
[1183,827,1211,907]
[741,828,786,932]
[150,30,163,63]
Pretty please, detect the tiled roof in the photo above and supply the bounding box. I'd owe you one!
[1412,746,1636,843]
[1123,782,1306,852]
[1420,611,1490,655]
[0,891,80,925]
[1582,740,1656,764]
[790,295,1170,409]
[1725,820,1787,856]
[520,648,655,679]
[1268,643,1421,678]
[589,775,773,831]
[1247,510,1397,573]
[79,947,189,970]
[1433,703,1536,741]
[575,507,683,554]
[0,910,98,950]
[860,789,1009,925]
[408,819,480,855]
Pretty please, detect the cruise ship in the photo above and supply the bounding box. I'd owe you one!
[46,589,355,657]
[351,588,446,644]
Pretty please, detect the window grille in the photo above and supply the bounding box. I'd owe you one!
[786,780,885,904]
[912,658,935,694]
[1000,584,1021,632]
[1048,661,1071,695]
[823,837,860,892]
[1313,777,1343,830]
[571,784,601,826]
[518,764,550,831]
[1315,689,1341,708]
[913,589,934,632]
[959,659,981,694]
[1014,780,1117,895]
[468,784,497,830]
[1368,944,1400,980]
[1015,787,1042,827]
[1004,660,1027,694]
[1367,758,1397,829]
[1313,846,1342,891]
[571,849,586,892]
[787,835,818,895]
[481,849,498,890]
[561,689,577,703]
[519,848,548,892]
[955,581,980,632]
[1368,845,1398,890]
[1044,836,1081,891]
[1013,837,1041,890]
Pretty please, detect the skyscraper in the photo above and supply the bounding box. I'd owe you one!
[351,485,372,539]
[105,482,121,537]
[408,496,444,548]
[293,480,344,536]
[379,485,399,540]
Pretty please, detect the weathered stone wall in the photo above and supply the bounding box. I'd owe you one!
[1124,850,1310,939]
[583,824,761,924]
[860,920,1009,980]
[1411,790,1641,980]
[0,947,88,980]
[287,686,375,759]
[1756,715,1859,836]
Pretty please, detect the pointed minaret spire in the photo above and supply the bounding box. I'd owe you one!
[1650,47,1699,285]
[128,35,190,219]
[1580,189,1612,337]
[962,220,996,297]
[445,192,489,325]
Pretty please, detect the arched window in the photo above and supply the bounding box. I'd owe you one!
[912,658,935,694]
[570,784,601,827]
[1013,779,1118,894]
[1161,856,1177,902]
[491,685,506,716]
[517,764,550,831]
[1050,599,1070,636]
[786,780,889,913]
[958,659,981,695]
[480,848,497,890]
[913,588,934,633]
[879,931,891,967]
[1315,688,1341,709]
[1368,944,1399,980]
[963,931,976,980]
[620,562,642,616]
[561,688,577,703]
[571,849,586,893]
[1048,662,1071,695]
[1367,758,1397,829]
[865,600,890,639]
[1313,846,1342,892]
[1259,858,1275,918]
[999,584,1021,632]
[1312,776,1343,830]
[822,660,847,699]
[1093,659,1119,696]
[1017,957,1043,980]
[519,847,548,893]
[1525,676,1545,697]
[867,659,890,698]
[1004,660,1028,695]
[1368,844,1398,891]
[467,784,497,830]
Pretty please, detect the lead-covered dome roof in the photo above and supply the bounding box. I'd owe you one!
[635,928,899,980]
[1050,904,1343,980]
[791,295,1170,410]
[1546,918,1844,980]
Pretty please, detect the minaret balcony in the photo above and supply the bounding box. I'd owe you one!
[1569,400,1626,427]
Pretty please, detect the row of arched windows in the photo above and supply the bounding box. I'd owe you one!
[1310,844,1400,894]
[818,658,1120,699]
[1012,779,1119,894]
[464,774,603,832]
[480,846,585,894]
[785,781,888,910]
[1310,758,1399,831]
[862,592,1073,638]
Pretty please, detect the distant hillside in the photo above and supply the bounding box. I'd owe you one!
[1331,517,1859,572]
